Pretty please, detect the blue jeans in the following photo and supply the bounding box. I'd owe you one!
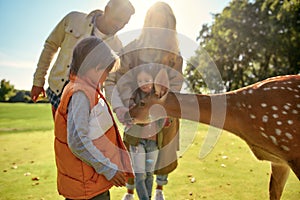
[126,174,168,189]
[156,174,168,186]
[130,139,159,200]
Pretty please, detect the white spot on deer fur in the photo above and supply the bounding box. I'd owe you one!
[284,105,290,110]
[281,145,290,151]
[272,106,278,111]
[248,89,253,94]
[262,115,268,123]
[287,120,293,125]
[297,85,300,88]
[260,127,265,131]
[263,87,271,91]
[295,95,300,98]
[292,109,298,114]
[261,132,268,138]
[261,103,267,108]
[285,132,293,140]
[250,114,256,119]
[247,105,252,109]
[287,87,293,91]
[277,121,282,125]
[272,114,279,118]
[281,139,288,143]
[275,129,281,136]
[282,111,288,115]
[269,136,278,146]
[297,104,300,108]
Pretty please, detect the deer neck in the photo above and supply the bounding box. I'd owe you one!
[164,92,244,134]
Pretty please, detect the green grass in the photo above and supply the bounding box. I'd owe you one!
[0,103,299,200]
[0,103,53,134]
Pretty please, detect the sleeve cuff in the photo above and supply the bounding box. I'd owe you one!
[100,163,118,180]
[33,78,45,88]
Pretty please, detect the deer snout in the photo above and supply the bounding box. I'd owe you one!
[129,107,155,124]
[129,103,167,124]
[128,112,151,124]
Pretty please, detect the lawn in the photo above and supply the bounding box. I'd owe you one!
[0,103,299,200]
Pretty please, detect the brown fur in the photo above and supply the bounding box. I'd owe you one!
[129,75,300,200]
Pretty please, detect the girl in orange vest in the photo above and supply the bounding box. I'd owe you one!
[54,36,133,200]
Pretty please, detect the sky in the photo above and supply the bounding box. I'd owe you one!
[0,0,231,90]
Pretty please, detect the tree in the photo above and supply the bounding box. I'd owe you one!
[0,79,16,102]
[8,90,32,103]
[185,0,300,92]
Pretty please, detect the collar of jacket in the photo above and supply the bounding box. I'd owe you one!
[87,9,104,19]
[88,9,114,40]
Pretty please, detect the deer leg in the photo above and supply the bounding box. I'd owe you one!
[269,163,290,200]
[288,158,300,180]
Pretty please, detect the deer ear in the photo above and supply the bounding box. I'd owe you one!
[154,68,169,98]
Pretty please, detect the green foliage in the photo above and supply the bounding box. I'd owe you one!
[185,0,300,92]
[0,79,15,102]
[8,90,32,103]
[0,104,299,199]
[0,79,42,103]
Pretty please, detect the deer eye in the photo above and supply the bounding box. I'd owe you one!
[139,101,145,107]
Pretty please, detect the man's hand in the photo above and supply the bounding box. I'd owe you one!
[31,85,45,102]
[110,171,126,187]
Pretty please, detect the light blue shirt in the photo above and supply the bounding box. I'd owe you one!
[67,91,118,180]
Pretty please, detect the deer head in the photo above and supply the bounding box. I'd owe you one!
[129,68,170,124]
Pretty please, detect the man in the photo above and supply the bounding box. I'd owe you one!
[31,0,135,119]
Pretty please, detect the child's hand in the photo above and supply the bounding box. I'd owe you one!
[115,107,129,125]
[164,118,171,127]
[110,171,126,187]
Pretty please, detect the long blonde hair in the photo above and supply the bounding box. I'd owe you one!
[137,2,179,61]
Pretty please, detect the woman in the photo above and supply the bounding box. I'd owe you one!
[105,2,183,200]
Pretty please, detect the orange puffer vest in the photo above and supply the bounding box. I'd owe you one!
[54,76,133,199]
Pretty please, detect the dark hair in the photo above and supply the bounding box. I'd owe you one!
[70,36,117,76]
[106,0,135,15]
[133,63,162,87]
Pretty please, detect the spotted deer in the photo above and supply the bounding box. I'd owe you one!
[128,73,300,200]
